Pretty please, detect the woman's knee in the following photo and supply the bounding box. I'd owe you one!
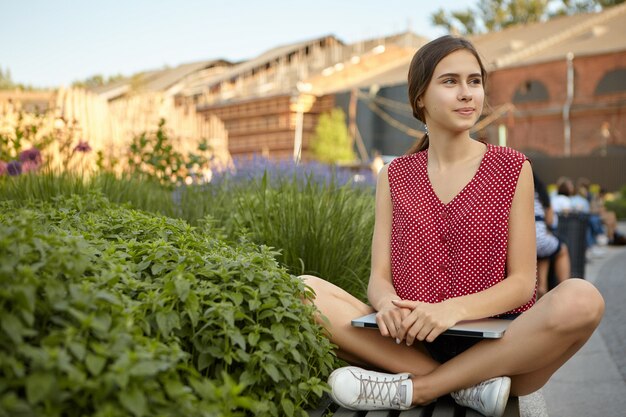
[546,279,605,332]
[299,274,348,302]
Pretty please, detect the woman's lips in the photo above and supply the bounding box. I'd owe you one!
[455,108,475,116]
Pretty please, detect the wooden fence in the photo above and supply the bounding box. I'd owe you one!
[1,88,232,174]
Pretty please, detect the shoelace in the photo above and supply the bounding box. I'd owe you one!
[452,379,490,408]
[353,370,407,407]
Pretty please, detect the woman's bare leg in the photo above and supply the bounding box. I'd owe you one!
[410,279,604,404]
[303,276,603,406]
[302,275,439,376]
[601,210,617,241]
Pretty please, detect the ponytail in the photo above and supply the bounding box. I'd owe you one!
[406,133,429,155]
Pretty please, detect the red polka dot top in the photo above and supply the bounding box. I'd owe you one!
[387,143,535,315]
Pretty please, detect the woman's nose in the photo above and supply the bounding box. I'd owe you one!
[458,85,472,101]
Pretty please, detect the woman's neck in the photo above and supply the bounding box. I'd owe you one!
[427,132,484,170]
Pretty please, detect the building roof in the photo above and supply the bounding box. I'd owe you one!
[204,34,344,87]
[319,4,626,91]
[90,59,232,99]
[138,60,232,92]
[304,44,419,95]
[472,2,626,69]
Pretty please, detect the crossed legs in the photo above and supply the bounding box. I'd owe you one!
[302,275,604,406]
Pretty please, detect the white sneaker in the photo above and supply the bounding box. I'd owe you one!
[586,246,605,261]
[451,377,511,417]
[328,366,413,410]
[597,234,609,246]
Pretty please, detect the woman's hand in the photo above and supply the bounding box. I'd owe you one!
[374,299,411,341]
[391,299,462,345]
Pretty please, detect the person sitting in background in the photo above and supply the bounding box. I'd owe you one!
[550,177,575,230]
[570,178,591,213]
[597,187,626,246]
[534,174,570,297]
[571,178,605,259]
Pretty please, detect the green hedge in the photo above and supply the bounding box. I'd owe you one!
[0,194,335,417]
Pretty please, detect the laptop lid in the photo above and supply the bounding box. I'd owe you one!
[351,313,510,339]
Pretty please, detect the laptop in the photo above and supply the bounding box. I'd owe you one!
[351,313,511,339]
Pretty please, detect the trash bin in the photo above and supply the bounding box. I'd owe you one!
[555,212,589,279]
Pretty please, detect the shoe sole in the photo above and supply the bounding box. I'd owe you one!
[493,377,512,417]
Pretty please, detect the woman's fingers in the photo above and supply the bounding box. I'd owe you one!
[392,299,417,310]
[376,314,391,337]
[376,310,402,339]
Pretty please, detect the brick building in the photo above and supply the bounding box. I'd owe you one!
[478,4,626,157]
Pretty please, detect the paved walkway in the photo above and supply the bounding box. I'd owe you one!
[539,226,626,417]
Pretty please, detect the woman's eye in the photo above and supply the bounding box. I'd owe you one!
[443,79,455,84]
[469,78,482,85]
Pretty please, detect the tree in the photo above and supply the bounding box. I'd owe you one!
[0,66,14,90]
[431,0,625,35]
[310,108,356,164]
[71,73,125,89]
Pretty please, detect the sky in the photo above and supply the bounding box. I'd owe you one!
[1,0,474,88]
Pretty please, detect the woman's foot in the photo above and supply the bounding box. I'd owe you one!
[450,376,511,417]
[328,366,414,410]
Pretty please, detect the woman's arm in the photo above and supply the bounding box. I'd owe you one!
[367,165,407,338]
[394,161,537,344]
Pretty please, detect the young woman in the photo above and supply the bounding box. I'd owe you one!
[301,36,604,417]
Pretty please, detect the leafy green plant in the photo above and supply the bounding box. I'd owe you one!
[182,173,376,300]
[1,167,376,300]
[0,194,336,416]
[0,111,52,162]
[127,119,213,187]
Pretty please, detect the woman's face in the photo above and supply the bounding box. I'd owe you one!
[419,49,485,135]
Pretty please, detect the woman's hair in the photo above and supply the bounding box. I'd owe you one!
[533,172,551,209]
[406,35,487,154]
[556,176,574,196]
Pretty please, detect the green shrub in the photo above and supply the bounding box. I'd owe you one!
[1,168,375,300]
[310,108,356,164]
[0,194,335,417]
[127,119,213,187]
[180,174,375,300]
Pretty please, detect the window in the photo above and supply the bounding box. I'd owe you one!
[595,68,626,95]
[513,80,549,103]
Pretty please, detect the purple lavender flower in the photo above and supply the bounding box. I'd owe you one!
[211,154,376,189]
[22,160,40,173]
[73,140,92,153]
[7,160,22,176]
[19,147,42,165]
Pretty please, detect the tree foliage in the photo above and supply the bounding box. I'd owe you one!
[0,67,14,90]
[71,73,125,89]
[310,108,356,164]
[431,0,625,35]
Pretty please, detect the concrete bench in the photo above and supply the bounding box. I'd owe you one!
[308,394,521,417]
